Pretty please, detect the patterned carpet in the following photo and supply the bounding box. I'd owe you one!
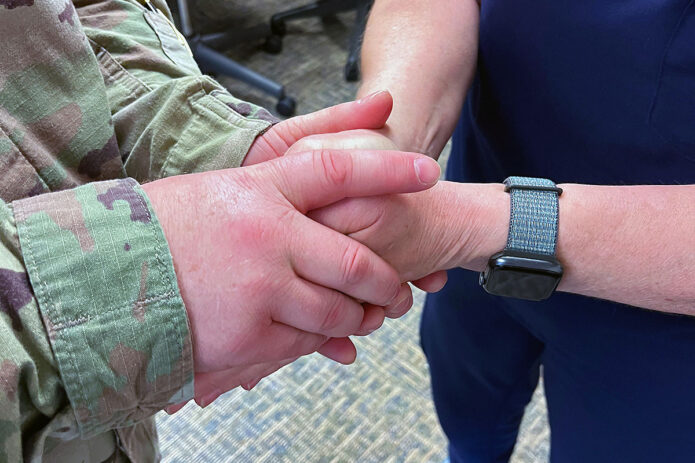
[156,2,550,461]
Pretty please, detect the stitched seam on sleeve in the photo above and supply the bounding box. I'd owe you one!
[156,79,205,178]
[15,201,91,418]
[16,182,191,434]
[77,181,187,426]
[159,86,267,177]
[0,124,54,195]
[206,88,272,132]
[130,181,186,398]
[50,292,175,330]
[89,38,152,94]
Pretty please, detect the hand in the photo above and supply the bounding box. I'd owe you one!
[311,182,508,287]
[285,128,399,155]
[242,91,395,166]
[143,149,441,410]
[165,335,358,413]
[282,123,449,293]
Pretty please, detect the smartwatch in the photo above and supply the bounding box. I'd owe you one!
[479,176,564,301]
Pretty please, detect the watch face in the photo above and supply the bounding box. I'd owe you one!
[483,267,560,301]
[481,252,563,301]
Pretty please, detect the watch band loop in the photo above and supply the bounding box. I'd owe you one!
[503,176,561,256]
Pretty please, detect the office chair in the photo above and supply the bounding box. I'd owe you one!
[175,0,297,116]
[266,0,374,82]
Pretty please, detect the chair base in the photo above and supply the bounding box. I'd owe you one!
[191,40,297,117]
[266,0,372,82]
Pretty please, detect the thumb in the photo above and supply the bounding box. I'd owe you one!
[267,149,440,212]
[284,129,398,156]
[317,337,357,364]
[256,91,393,158]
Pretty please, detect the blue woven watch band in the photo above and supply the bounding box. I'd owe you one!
[504,176,561,256]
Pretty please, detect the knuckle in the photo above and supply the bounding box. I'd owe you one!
[294,135,322,152]
[319,292,347,333]
[223,329,251,360]
[349,198,388,235]
[280,118,306,146]
[287,136,324,157]
[315,149,351,187]
[383,278,402,306]
[398,292,414,316]
[292,332,326,357]
[340,242,371,286]
[387,288,413,318]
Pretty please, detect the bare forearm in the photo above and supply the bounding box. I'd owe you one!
[456,184,695,314]
[358,0,479,157]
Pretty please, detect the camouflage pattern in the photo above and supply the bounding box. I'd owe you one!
[0,0,278,460]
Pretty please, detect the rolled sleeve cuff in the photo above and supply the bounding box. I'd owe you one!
[13,178,194,437]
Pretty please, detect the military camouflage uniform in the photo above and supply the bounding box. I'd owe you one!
[0,0,278,460]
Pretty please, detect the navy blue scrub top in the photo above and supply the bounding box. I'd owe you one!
[457,0,695,185]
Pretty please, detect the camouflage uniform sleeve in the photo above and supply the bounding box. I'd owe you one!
[75,0,280,181]
[10,179,194,439]
[0,200,65,462]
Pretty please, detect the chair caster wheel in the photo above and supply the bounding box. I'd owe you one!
[276,96,296,117]
[345,59,360,82]
[264,35,283,54]
[270,18,287,36]
[321,14,339,25]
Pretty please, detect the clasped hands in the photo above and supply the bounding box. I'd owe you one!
[144,92,498,413]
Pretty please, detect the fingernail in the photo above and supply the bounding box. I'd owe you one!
[414,158,440,185]
[165,403,184,415]
[358,90,388,104]
[200,389,221,408]
[396,294,409,309]
[242,378,261,391]
[387,287,401,306]
[391,293,412,315]
[355,325,378,336]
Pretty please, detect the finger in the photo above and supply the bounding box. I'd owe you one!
[271,150,440,212]
[284,129,397,156]
[412,270,448,293]
[164,401,189,415]
[384,283,414,319]
[258,91,393,157]
[355,304,386,336]
[317,337,357,364]
[293,91,393,133]
[193,371,234,407]
[310,196,385,236]
[290,216,401,306]
[227,322,328,368]
[271,278,365,337]
[197,361,289,393]
[241,375,264,391]
[194,367,246,406]
[237,357,297,388]
[194,360,295,407]
[238,360,292,390]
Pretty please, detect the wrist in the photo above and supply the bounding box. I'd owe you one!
[140,177,192,309]
[554,183,591,294]
[379,120,443,158]
[466,181,577,284]
[357,86,454,158]
[449,183,509,272]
